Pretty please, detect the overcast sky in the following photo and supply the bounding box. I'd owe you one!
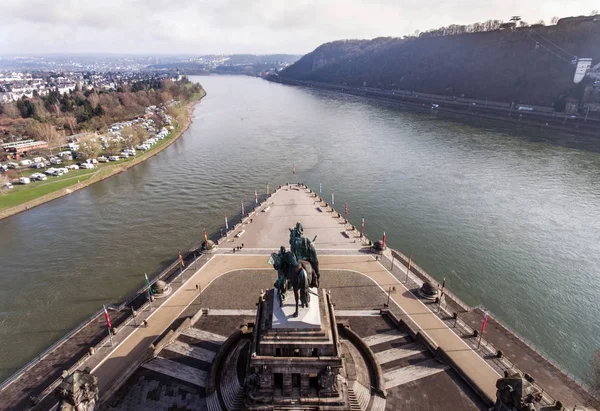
[0,0,597,55]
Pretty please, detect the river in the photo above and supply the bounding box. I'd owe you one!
[0,75,599,384]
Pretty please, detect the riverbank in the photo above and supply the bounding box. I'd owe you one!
[0,89,206,221]
[268,77,600,139]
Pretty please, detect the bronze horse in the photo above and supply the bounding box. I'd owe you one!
[270,249,316,317]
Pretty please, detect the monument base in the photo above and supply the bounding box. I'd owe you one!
[271,287,321,329]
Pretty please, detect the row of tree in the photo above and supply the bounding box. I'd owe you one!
[414,10,599,38]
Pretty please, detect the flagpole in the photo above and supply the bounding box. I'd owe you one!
[108,327,113,346]
[405,251,412,283]
[145,273,153,311]
[478,309,489,348]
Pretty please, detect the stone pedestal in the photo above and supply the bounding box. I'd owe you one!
[245,288,348,410]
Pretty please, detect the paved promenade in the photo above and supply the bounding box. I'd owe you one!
[90,185,500,406]
[18,183,591,410]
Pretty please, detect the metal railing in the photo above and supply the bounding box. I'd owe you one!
[0,307,103,392]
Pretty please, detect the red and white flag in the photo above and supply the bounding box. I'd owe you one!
[361,215,365,232]
[103,305,112,330]
[224,212,228,230]
[331,192,334,206]
[481,309,489,333]
[382,231,386,247]
[345,203,348,216]
[204,230,208,243]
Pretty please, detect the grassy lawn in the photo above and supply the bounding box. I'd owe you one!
[0,170,96,208]
[0,118,183,211]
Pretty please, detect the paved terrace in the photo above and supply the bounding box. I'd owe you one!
[90,185,502,408]
[14,184,593,410]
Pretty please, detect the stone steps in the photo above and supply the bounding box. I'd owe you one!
[141,356,207,387]
[370,395,386,411]
[352,381,371,411]
[220,342,245,411]
[383,358,450,389]
[182,328,227,346]
[362,330,409,347]
[206,391,222,411]
[374,343,426,364]
[347,389,362,411]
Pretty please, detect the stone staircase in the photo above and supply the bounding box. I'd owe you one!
[218,341,246,410]
[347,387,362,411]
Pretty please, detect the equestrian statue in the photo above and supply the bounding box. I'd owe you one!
[288,222,320,288]
[269,246,317,317]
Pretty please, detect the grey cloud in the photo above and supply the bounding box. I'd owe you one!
[0,0,598,54]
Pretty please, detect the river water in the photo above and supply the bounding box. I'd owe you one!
[1,75,599,384]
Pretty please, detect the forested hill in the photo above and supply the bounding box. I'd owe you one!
[279,18,600,107]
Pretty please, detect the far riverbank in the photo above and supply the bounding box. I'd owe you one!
[0,89,206,221]
[268,77,600,140]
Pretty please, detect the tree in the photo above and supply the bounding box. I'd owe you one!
[30,123,66,147]
[551,16,560,24]
[105,138,122,155]
[78,138,101,160]
[64,115,77,135]
[592,10,599,16]
[0,174,10,189]
[133,127,148,146]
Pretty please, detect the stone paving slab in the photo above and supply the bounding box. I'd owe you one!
[164,341,216,363]
[182,328,226,346]
[384,358,450,388]
[362,330,410,347]
[141,357,207,388]
[375,344,426,364]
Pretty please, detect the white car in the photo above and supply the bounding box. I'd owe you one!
[31,162,45,169]
[120,152,130,158]
[31,173,47,181]
[19,177,31,185]
[67,164,79,170]
[51,169,64,176]
[50,158,62,165]
[97,156,109,163]
[60,167,69,174]
[108,156,120,161]
[3,182,13,189]
[80,163,95,170]
[45,167,57,175]
[7,162,19,169]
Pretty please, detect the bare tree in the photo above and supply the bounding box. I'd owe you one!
[64,115,77,135]
[105,138,122,156]
[0,174,10,188]
[31,123,66,147]
[78,138,101,160]
[133,127,148,146]
[551,16,560,24]
[592,10,599,16]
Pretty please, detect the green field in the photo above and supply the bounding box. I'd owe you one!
[0,120,183,211]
